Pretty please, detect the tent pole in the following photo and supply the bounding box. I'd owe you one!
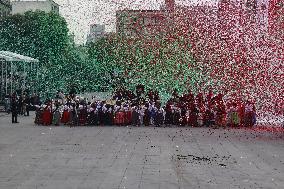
[1,60,3,100]
[31,62,33,94]
[10,62,12,95]
[5,61,7,95]
[24,62,26,91]
[36,63,38,94]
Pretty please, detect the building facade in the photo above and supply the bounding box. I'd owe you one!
[116,0,176,38]
[11,0,59,15]
[0,0,12,17]
[86,24,106,44]
[268,0,284,37]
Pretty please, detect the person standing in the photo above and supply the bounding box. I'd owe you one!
[244,100,256,127]
[154,102,165,127]
[11,95,19,123]
[18,94,23,115]
[52,102,61,126]
[24,94,30,116]
[4,94,11,114]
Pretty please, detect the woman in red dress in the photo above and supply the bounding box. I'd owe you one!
[115,111,125,126]
[114,102,125,126]
[61,105,70,125]
[42,102,52,126]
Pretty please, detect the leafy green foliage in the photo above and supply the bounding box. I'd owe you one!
[0,11,211,101]
[0,11,69,64]
[87,35,211,101]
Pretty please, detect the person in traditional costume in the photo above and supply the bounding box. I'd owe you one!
[206,90,214,111]
[92,102,100,125]
[97,101,105,125]
[105,104,114,125]
[52,103,61,126]
[154,102,164,127]
[61,105,70,125]
[114,101,124,125]
[100,102,107,125]
[138,104,145,126]
[230,102,240,127]
[87,104,97,126]
[143,103,151,126]
[172,102,181,125]
[34,105,43,125]
[165,99,173,125]
[244,100,256,127]
[188,102,199,127]
[235,98,245,127]
[78,104,88,126]
[42,101,52,126]
[204,108,213,127]
[179,102,188,126]
[214,93,227,128]
[131,105,140,126]
[196,93,205,126]
[70,103,78,127]
[123,102,132,125]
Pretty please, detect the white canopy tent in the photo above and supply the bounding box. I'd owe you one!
[0,51,39,63]
[0,51,40,99]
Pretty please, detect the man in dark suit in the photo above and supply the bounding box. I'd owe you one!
[23,95,30,116]
[11,96,19,123]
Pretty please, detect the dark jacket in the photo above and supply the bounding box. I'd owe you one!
[11,99,18,114]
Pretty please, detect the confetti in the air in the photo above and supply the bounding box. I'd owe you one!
[0,1,283,127]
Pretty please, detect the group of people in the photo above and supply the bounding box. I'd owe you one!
[34,86,257,128]
[6,93,41,123]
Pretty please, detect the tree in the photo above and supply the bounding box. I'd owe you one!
[87,33,206,101]
[0,11,69,64]
[0,11,70,97]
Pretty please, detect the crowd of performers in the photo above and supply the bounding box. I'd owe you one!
[34,86,257,128]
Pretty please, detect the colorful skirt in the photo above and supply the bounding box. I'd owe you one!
[132,111,140,125]
[124,111,132,125]
[42,110,52,125]
[79,111,87,125]
[231,112,240,126]
[188,113,198,126]
[154,113,164,126]
[114,112,125,125]
[53,112,61,125]
[215,113,226,127]
[197,113,203,126]
[35,110,43,125]
[61,111,70,124]
[244,111,255,127]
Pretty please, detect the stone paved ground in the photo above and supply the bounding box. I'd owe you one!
[0,113,283,189]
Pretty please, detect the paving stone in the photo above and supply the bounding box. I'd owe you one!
[0,114,283,189]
